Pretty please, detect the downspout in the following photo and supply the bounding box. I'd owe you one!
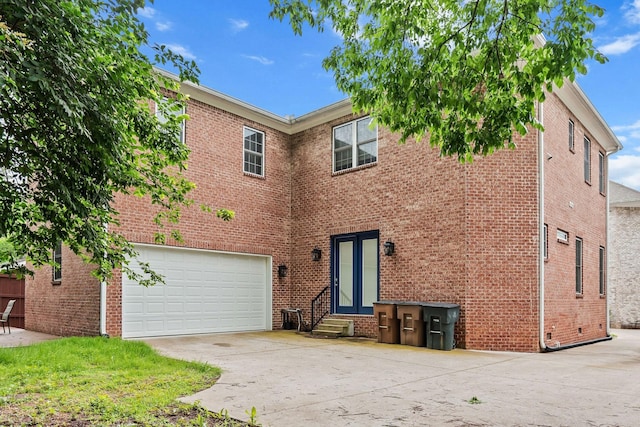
[100,280,107,337]
[100,222,108,337]
[538,100,546,351]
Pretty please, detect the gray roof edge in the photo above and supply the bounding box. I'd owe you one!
[609,181,640,206]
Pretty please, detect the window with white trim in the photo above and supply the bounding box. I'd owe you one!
[576,237,583,295]
[333,117,377,172]
[568,119,574,152]
[53,242,62,283]
[243,126,265,177]
[599,246,605,295]
[598,152,605,194]
[155,97,185,144]
[584,136,591,183]
[557,229,568,244]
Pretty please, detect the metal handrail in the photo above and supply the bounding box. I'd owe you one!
[310,286,330,331]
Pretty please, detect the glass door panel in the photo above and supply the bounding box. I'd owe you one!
[332,232,379,315]
[338,241,354,308]
[361,238,378,309]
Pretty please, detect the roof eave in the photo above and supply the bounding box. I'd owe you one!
[554,80,622,154]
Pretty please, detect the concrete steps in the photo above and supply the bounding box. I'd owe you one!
[312,318,354,338]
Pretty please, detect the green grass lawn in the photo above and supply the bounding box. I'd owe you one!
[0,337,251,426]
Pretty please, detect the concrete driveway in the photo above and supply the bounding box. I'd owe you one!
[145,330,640,427]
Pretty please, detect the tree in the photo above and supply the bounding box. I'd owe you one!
[269,0,606,160]
[0,0,231,285]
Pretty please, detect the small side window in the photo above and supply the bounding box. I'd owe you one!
[568,119,574,152]
[599,246,606,295]
[598,152,605,194]
[557,229,568,244]
[584,136,591,183]
[575,237,583,295]
[53,242,62,283]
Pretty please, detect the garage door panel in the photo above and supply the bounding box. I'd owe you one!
[122,245,270,338]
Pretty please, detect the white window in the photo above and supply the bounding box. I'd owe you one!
[584,136,591,183]
[599,246,605,295]
[333,117,377,172]
[155,97,185,144]
[568,119,574,151]
[598,152,605,194]
[543,224,548,259]
[576,237,583,295]
[53,242,62,283]
[243,126,265,177]
[557,229,568,243]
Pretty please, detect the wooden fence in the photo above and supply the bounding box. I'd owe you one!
[0,274,25,329]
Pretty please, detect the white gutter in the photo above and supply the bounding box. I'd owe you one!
[538,100,546,351]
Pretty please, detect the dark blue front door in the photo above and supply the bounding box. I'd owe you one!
[333,231,379,315]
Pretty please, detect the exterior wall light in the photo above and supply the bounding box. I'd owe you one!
[278,264,288,278]
[383,241,395,256]
[311,248,322,262]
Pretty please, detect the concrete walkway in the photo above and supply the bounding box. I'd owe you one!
[0,327,58,347]
[145,329,640,427]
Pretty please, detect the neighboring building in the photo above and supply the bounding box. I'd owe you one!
[608,181,640,329]
[25,74,621,352]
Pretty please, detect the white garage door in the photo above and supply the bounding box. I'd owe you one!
[122,245,271,338]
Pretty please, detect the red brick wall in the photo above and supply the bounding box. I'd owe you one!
[25,89,609,352]
[25,246,101,336]
[106,98,293,335]
[462,132,540,351]
[542,95,608,348]
[289,114,471,344]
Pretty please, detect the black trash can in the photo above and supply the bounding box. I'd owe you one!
[423,303,460,350]
[373,301,400,344]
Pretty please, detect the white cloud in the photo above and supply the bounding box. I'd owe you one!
[598,33,640,55]
[164,44,197,61]
[137,6,156,19]
[229,19,249,32]
[242,55,274,65]
[624,0,640,24]
[610,154,640,190]
[156,21,172,32]
[612,119,640,132]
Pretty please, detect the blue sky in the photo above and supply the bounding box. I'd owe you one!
[138,1,640,190]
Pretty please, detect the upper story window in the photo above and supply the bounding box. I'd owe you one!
[52,242,62,283]
[333,117,377,172]
[583,136,591,183]
[568,119,574,152]
[243,126,265,177]
[598,152,605,194]
[155,97,185,144]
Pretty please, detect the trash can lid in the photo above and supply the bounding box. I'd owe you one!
[423,302,460,309]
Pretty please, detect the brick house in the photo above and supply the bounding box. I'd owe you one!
[25,74,620,352]
[608,181,640,329]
